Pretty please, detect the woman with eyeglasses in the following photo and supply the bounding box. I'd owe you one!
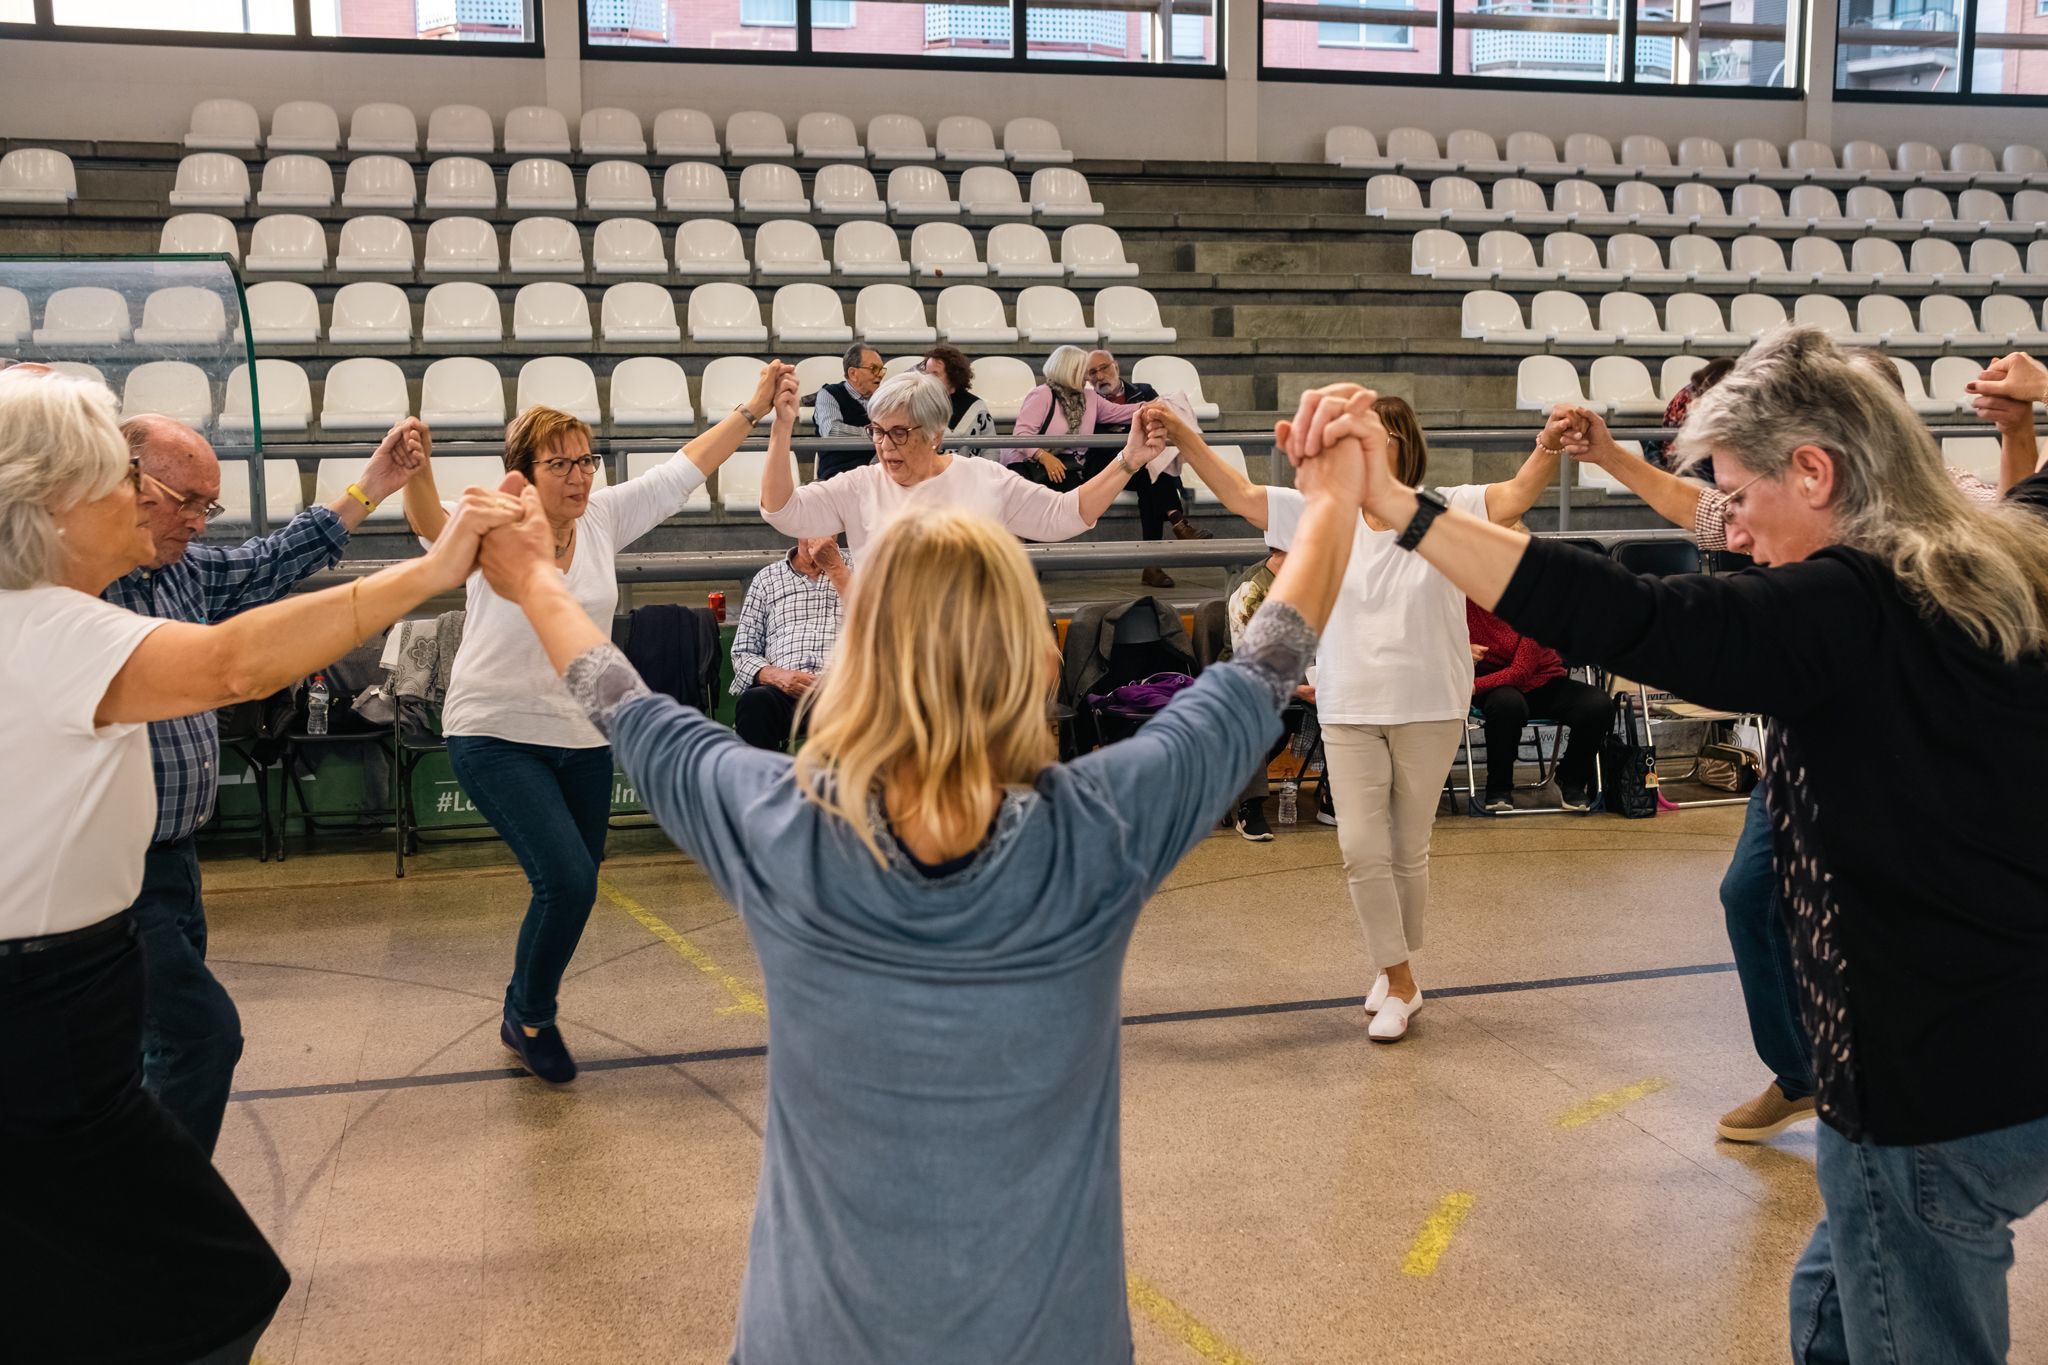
[403,368,788,1084]
[761,369,1159,551]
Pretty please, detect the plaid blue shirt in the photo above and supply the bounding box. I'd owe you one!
[101,506,350,844]
[730,550,850,694]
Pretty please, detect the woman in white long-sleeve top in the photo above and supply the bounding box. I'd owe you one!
[760,369,1149,551]
[468,400,1366,1365]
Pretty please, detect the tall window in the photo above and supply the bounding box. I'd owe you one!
[1836,0,1962,92]
[23,0,534,41]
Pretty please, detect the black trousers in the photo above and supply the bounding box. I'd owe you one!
[0,916,288,1364]
[1476,676,1614,796]
[1014,451,1187,541]
[131,838,243,1156]
[735,684,806,752]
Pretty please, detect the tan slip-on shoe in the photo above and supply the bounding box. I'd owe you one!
[1716,1084,1817,1142]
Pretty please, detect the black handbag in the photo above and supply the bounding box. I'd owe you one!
[1599,702,1659,819]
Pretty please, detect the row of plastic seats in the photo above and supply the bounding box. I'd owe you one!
[1327,126,2048,190]
[186,100,1073,165]
[1368,174,2048,238]
[1412,228,2048,292]
[167,152,1102,222]
[168,213,1139,281]
[1519,352,1985,421]
[1465,288,2048,354]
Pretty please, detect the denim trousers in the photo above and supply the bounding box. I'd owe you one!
[1791,1113,2048,1364]
[446,735,613,1029]
[130,836,245,1156]
[1722,790,1814,1100]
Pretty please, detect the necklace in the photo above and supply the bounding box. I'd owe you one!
[553,524,575,561]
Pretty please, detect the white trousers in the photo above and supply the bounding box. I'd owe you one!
[1320,719,1464,971]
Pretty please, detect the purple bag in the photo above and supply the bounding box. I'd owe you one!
[1086,671,1196,721]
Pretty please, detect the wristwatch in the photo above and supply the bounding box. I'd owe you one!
[1395,488,1449,552]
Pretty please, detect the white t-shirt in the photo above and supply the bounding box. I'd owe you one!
[1264,484,1490,725]
[441,452,708,748]
[1,585,168,938]
[761,454,1089,551]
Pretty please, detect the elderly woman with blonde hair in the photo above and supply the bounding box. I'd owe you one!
[471,380,1371,1362]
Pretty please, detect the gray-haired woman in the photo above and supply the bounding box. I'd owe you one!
[761,368,1152,551]
[1286,328,2048,1365]
[0,369,517,1365]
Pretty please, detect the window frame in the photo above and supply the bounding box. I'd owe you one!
[0,0,543,54]
[579,0,1227,77]
[1834,0,2048,104]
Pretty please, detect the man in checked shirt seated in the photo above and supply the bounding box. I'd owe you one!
[102,413,426,1156]
[729,535,853,752]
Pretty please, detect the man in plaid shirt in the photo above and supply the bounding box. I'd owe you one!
[101,413,427,1154]
[731,536,853,751]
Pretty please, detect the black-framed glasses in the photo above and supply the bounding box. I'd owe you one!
[537,455,602,477]
[864,424,918,448]
[133,460,226,523]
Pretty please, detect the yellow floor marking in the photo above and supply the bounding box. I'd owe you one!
[1402,1192,1477,1277]
[597,876,766,1017]
[1556,1075,1671,1130]
[1126,1271,1261,1365]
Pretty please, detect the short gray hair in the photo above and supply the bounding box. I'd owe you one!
[0,370,128,589]
[865,370,951,445]
[1042,345,1087,392]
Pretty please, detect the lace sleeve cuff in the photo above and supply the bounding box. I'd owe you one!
[1232,598,1318,712]
[564,643,654,738]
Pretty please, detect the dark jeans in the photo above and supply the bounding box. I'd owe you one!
[1475,676,1613,796]
[1723,789,1814,1101]
[131,837,242,1156]
[735,683,804,752]
[446,735,613,1030]
[816,449,874,481]
[1015,450,1188,540]
[0,918,288,1363]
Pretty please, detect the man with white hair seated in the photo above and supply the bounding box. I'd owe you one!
[103,414,425,1156]
[731,535,853,752]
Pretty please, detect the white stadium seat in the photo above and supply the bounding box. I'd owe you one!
[1929,356,1983,413]
[1061,224,1139,279]
[341,155,416,209]
[1842,140,1908,187]
[833,221,910,277]
[959,166,1031,218]
[1845,185,1911,232]
[420,281,502,343]
[245,214,327,272]
[772,283,853,344]
[319,356,411,432]
[1462,290,1545,346]
[1621,135,1675,177]
[1368,176,1435,225]
[241,280,322,344]
[314,457,403,522]
[1325,126,1387,170]
[1615,181,1685,231]
[1665,293,1742,346]
[216,460,307,526]
[267,101,339,152]
[256,155,334,208]
[1386,127,1453,176]
[937,285,1018,344]
[1891,358,1954,416]
[887,165,960,218]
[601,282,681,343]
[585,161,657,212]
[1552,179,1613,224]
[512,281,594,341]
[1597,292,1678,348]
[688,282,770,343]
[1131,355,1220,421]
[423,216,499,274]
[738,163,810,214]
[593,218,667,276]
[814,164,887,217]
[132,286,227,346]
[727,111,795,158]
[1679,136,1737,182]
[1982,294,2048,347]
[1729,293,1790,339]
[1016,285,1096,343]
[1897,141,1965,188]
[425,157,497,210]
[121,361,214,426]
[1958,189,2021,236]
[1180,442,1250,505]
[580,107,646,156]
[854,284,936,344]
[1902,186,1957,233]
[1093,285,1174,344]
[161,213,240,260]
[665,163,735,214]
[869,114,936,163]
[1479,230,1554,284]
[426,104,495,154]
[1410,228,1477,280]
[911,221,987,278]
[335,216,414,273]
[1919,294,1982,345]
[1854,295,1933,347]
[168,153,249,208]
[506,159,577,211]
[35,286,130,345]
[700,356,773,431]
[1542,232,1623,286]
[988,223,1062,279]
[508,217,585,274]
[1675,183,1744,231]
[1506,131,1566,175]
[504,106,572,155]
[186,99,261,151]
[1516,355,1586,411]
[610,357,696,428]
[1733,138,1791,183]
[798,112,864,160]
[972,355,1036,419]
[653,108,720,157]
[221,359,313,433]
[1660,354,1707,400]
[419,357,505,429]
[1589,355,1662,415]
[1731,235,1803,288]
[2003,145,2048,182]
[1792,236,1866,286]
[1669,235,1742,286]
[674,219,750,277]
[1003,117,1072,165]
[349,103,419,154]
[937,115,1004,164]
[1852,238,1933,290]
[1972,239,2045,287]
[1564,133,1619,174]
[1607,234,1683,286]
[1448,129,1511,176]
[1532,291,1611,346]
[794,354,843,419]
[327,281,413,344]
[1733,183,1797,230]
[1792,293,1857,340]
[1031,168,1102,218]
[755,220,831,277]
[518,357,602,423]
[714,447,769,512]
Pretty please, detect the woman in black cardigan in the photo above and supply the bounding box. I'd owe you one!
[1282,329,2048,1365]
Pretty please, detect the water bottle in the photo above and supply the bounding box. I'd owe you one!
[1277,779,1299,826]
[307,674,330,736]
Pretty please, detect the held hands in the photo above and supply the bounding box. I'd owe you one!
[755,360,797,425]
[424,472,527,593]
[1122,406,1168,469]
[1277,383,1381,514]
[360,417,432,503]
[1141,400,1195,451]
[1970,353,2048,409]
[1554,406,1628,470]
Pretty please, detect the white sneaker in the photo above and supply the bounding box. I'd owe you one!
[1363,972,1391,1015]
[1368,990,1422,1043]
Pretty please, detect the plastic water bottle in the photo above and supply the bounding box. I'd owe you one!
[1277,779,1299,826]
[307,674,330,736]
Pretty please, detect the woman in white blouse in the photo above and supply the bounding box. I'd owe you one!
[403,363,787,1085]
[762,369,1157,552]
[0,369,516,1364]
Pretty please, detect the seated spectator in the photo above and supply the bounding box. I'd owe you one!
[1467,600,1612,813]
[1645,356,1735,471]
[730,536,852,752]
[816,344,887,480]
[920,345,998,443]
[1087,348,1207,554]
[1011,346,1164,587]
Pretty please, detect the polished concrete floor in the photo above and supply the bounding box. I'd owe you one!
[201,804,2048,1365]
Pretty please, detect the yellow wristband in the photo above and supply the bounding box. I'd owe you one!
[345,482,376,512]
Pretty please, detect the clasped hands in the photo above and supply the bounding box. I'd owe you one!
[1966,352,2048,433]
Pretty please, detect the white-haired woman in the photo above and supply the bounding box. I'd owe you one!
[1290,328,2048,1365]
[761,368,1153,550]
[468,378,1363,1361]
[1008,343,1147,487]
[0,370,516,1364]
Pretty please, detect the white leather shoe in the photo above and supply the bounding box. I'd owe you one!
[1368,990,1422,1043]
[1363,972,1391,1015]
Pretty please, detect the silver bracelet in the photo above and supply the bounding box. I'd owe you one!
[1117,451,1142,476]
[735,403,759,425]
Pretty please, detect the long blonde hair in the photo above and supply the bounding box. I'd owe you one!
[793,507,1058,865]
[1679,325,2048,662]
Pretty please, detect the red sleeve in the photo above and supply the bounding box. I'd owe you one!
[1474,634,1561,695]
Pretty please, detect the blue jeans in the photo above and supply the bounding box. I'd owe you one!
[1791,1114,2048,1364]
[132,837,244,1156]
[1722,790,1813,1101]
[446,735,613,1029]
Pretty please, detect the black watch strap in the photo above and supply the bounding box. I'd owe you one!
[1395,488,1449,551]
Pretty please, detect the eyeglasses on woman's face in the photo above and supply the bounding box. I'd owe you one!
[865,423,924,449]
[536,454,602,479]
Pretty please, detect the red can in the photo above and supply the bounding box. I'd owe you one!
[708,591,727,623]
